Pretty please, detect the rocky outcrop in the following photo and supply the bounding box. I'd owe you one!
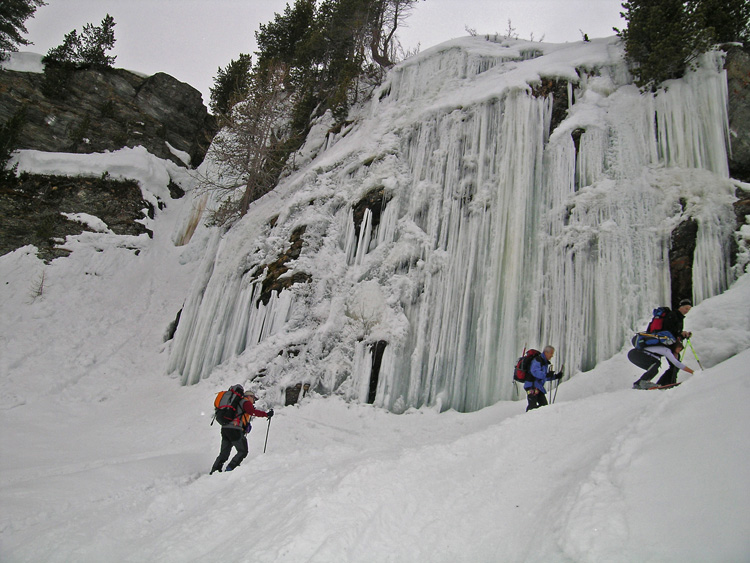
[0,173,150,261]
[669,213,698,307]
[726,45,750,183]
[257,225,311,306]
[0,66,216,167]
[531,77,569,134]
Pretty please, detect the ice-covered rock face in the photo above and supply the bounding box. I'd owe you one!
[169,37,739,413]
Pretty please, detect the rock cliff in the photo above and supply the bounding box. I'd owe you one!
[0,58,216,260]
[0,63,216,167]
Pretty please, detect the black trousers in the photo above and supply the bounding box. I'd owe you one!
[212,427,248,472]
[627,349,661,382]
[657,364,679,386]
[526,390,548,411]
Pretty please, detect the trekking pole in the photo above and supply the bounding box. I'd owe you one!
[263,417,272,453]
[686,339,704,370]
[552,364,564,404]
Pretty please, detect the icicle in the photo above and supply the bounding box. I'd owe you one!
[169,40,737,415]
[342,208,358,265]
[377,200,398,247]
[654,53,730,176]
[692,204,736,303]
[354,209,373,265]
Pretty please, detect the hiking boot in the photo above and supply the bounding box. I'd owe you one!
[224,465,234,472]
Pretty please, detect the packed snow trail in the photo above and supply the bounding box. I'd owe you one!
[2,350,748,562]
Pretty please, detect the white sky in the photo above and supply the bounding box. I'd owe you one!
[23,0,625,106]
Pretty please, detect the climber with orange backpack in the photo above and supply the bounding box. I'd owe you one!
[210,385,273,474]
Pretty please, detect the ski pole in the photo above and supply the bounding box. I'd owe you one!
[686,339,704,370]
[552,364,564,404]
[263,417,272,453]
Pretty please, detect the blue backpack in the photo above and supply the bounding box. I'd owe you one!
[631,331,676,349]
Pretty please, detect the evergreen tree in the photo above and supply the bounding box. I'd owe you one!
[255,0,317,68]
[0,0,46,61]
[200,64,292,225]
[200,0,420,223]
[692,0,750,44]
[0,107,26,186]
[209,54,253,116]
[617,0,749,90]
[43,14,116,67]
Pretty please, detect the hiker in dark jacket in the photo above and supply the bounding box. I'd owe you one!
[629,341,694,389]
[662,298,693,342]
[651,298,693,386]
[524,345,562,411]
[211,390,273,474]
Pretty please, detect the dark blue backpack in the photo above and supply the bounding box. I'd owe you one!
[632,331,676,349]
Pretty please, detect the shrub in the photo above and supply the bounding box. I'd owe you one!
[0,107,26,186]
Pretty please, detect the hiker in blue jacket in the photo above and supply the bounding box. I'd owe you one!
[525,345,562,411]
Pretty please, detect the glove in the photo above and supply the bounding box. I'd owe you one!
[555,371,564,380]
[267,408,274,419]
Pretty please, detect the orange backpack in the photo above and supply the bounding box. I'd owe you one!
[213,385,246,426]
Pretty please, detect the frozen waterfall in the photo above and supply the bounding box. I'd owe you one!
[168,38,738,412]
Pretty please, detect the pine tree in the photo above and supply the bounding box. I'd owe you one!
[617,0,712,89]
[199,64,292,225]
[209,54,253,116]
[77,13,116,67]
[0,107,26,185]
[42,14,116,67]
[691,0,750,44]
[617,0,750,90]
[200,0,421,223]
[0,0,46,61]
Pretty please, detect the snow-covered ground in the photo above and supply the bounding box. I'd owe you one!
[0,148,748,562]
[2,42,750,561]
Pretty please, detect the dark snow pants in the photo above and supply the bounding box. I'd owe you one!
[212,427,248,472]
[627,348,661,382]
[657,364,679,386]
[526,389,548,412]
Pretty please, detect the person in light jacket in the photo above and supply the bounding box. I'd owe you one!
[524,345,562,411]
[629,342,694,389]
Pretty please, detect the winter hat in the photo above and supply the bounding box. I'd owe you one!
[679,298,692,307]
[244,391,257,401]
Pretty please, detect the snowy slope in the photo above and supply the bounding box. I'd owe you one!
[0,151,749,560]
[2,40,750,562]
[1,240,749,562]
